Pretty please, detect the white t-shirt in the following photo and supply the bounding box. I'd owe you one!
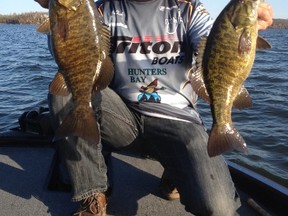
[97,0,213,123]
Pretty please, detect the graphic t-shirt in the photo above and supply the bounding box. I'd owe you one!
[97,0,213,123]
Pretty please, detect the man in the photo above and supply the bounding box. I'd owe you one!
[35,0,273,215]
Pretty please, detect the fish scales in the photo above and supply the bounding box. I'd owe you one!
[205,2,257,133]
[48,0,114,144]
[190,0,271,157]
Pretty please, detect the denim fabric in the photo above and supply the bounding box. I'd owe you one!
[141,116,240,215]
[48,88,240,215]
[48,93,108,201]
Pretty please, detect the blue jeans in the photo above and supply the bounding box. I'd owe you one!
[48,88,240,216]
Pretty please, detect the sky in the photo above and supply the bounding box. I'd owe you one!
[0,0,287,19]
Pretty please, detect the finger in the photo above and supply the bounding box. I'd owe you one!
[258,3,273,24]
[257,19,268,31]
[257,3,273,30]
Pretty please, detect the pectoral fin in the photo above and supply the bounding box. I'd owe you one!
[239,30,252,56]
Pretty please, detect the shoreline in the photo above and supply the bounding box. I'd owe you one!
[0,12,288,29]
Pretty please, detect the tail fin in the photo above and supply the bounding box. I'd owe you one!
[54,109,99,144]
[207,124,248,157]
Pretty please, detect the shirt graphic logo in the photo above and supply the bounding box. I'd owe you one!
[137,79,165,103]
[159,5,183,34]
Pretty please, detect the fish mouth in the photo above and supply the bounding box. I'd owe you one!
[228,0,259,28]
[58,0,82,11]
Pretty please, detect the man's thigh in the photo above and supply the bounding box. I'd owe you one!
[95,88,139,149]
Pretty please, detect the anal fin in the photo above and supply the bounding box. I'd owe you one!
[49,72,70,96]
[233,85,253,110]
[257,36,272,49]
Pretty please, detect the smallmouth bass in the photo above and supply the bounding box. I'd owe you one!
[39,0,114,144]
[191,0,271,157]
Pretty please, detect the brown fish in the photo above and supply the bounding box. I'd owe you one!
[41,0,114,144]
[190,0,271,157]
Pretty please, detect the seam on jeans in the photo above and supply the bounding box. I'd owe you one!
[97,143,103,172]
[102,107,136,128]
[140,114,145,135]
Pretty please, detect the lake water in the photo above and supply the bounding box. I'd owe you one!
[0,24,287,187]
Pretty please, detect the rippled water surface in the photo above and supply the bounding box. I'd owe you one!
[0,25,287,187]
[0,24,55,131]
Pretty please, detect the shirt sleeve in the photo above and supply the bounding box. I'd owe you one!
[187,1,214,51]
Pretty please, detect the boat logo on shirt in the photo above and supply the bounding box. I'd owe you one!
[111,35,185,64]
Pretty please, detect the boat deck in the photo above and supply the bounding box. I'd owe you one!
[0,144,271,216]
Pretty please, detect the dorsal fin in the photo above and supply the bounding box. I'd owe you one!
[99,22,111,58]
[196,37,207,70]
[191,37,210,103]
[94,57,114,92]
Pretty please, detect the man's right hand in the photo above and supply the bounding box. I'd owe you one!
[35,0,49,9]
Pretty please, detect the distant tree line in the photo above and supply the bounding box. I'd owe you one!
[268,19,288,29]
[0,12,48,24]
[0,12,287,29]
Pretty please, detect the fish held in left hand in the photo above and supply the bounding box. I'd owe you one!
[189,0,271,157]
[40,0,114,144]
